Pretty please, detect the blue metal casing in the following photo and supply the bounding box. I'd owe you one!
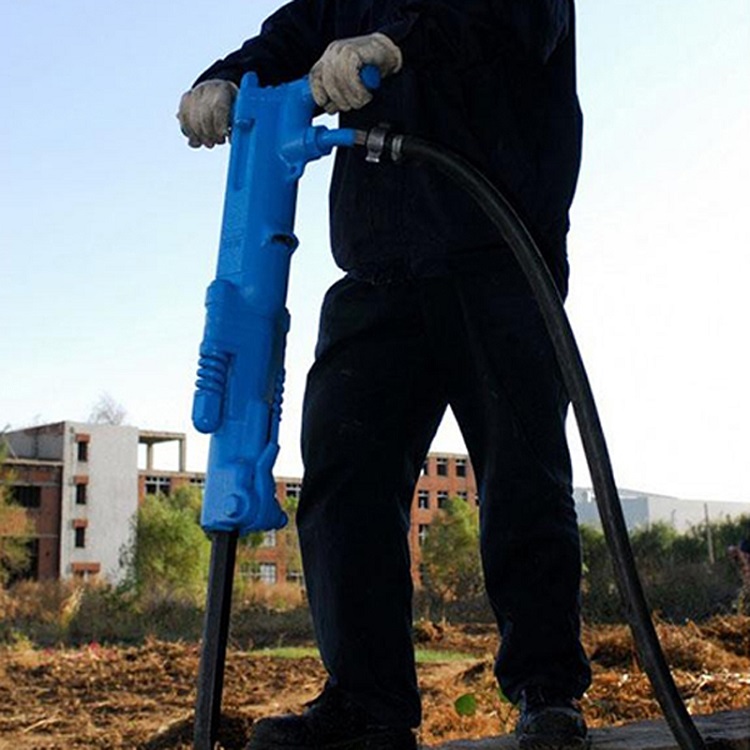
[191,72,375,535]
[193,67,380,535]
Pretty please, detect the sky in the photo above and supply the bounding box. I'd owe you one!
[1,1,749,503]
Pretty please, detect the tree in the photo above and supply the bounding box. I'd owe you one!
[88,393,127,425]
[420,496,482,620]
[630,522,679,570]
[578,524,620,622]
[578,516,750,622]
[121,485,210,600]
[236,495,303,587]
[282,496,303,582]
[0,448,35,586]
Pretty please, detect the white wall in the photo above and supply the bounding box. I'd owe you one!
[62,422,139,583]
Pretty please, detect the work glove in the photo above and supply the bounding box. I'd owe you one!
[310,32,403,114]
[177,79,239,148]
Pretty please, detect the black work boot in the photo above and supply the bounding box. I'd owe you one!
[515,687,589,750]
[246,684,418,750]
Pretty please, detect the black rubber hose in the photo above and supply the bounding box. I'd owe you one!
[364,132,706,750]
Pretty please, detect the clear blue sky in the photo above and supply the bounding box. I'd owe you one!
[2,1,748,502]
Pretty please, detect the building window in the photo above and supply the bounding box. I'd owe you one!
[457,490,468,502]
[474,493,480,506]
[259,563,277,584]
[261,530,277,548]
[25,539,40,581]
[75,527,86,549]
[71,562,100,580]
[456,458,467,477]
[7,538,39,585]
[145,475,171,495]
[418,524,429,546]
[241,562,278,584]
[13,485,41,509]
[421,459,429,476]
[436,457,448,476]
[77,440,89,462]
[75,483,87,505]
[286,569,305,585]
[285,482,301,500]
[190,476,206,488]
[437,491,449,509]
[417,490,429,510]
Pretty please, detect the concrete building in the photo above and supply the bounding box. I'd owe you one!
[3,421,139,582]
[574,487,750,533]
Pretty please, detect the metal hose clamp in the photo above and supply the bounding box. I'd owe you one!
[365,124,391,163]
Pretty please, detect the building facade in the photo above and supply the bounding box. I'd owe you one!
[3,422,748,585]
[3,422,139,582]
[574,487,750,533]
[1,423,480,586]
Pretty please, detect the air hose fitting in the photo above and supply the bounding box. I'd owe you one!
[354,128,707,750]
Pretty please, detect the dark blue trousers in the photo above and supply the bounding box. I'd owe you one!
[297,265,592,728]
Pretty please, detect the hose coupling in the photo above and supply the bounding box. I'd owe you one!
[356,125,405,163]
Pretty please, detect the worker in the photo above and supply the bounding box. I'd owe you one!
[178,1,592,749]
[728,538,750,612]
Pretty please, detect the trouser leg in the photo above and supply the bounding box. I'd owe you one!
[438,271,591,703]
[298,276,446,728]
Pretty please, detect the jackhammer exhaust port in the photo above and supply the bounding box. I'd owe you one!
[351,129,707,750]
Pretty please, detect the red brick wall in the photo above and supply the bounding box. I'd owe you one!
[408,454,478,584]
[238,455,478,588]
[135,454,477,588]
[2,463,63,581]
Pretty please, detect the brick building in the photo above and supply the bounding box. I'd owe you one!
[409,454,478,583]
[3,457,64,581]
[1,422,477,586]
[245,456,479,588]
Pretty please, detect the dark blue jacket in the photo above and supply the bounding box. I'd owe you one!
[196,0,582,291]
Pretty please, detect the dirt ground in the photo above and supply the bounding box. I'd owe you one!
[0,617,748,749]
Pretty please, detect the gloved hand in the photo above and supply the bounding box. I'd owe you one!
[177,79,239,148]
[310,32,402,114]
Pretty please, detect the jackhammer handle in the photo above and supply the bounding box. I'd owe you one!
[360,64,382,91]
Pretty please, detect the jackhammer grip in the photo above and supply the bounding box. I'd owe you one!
[360,64,382,91]
[193,351,230,434]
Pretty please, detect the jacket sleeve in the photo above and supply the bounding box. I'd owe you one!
[193,0,338,87]
[379,0,571,68]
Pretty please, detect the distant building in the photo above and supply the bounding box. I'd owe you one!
[574,487,750,533]
[1,422,478,586]
[2,422,140,582]
[3,422,748,585]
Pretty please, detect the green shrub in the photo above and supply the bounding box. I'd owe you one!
[120,487,210,602]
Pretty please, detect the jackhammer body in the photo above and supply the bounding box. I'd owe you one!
[192,71,372,535]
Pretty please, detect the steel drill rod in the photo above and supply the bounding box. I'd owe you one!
[194,530,238,750]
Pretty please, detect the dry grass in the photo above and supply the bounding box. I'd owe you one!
[0,616,748,749]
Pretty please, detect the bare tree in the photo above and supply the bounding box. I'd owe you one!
[88,393,127,425]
